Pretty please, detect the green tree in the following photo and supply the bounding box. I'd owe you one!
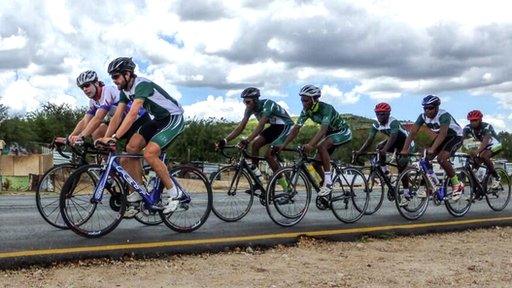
[26,103,85,143]
[166,118,237,163]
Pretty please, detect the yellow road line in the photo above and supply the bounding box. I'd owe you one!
[1,216,512,259]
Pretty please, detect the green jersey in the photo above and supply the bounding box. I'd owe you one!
[296,101,349,132]
[414,109,463,137]
[119,77,183,120]
[244,99,293,125]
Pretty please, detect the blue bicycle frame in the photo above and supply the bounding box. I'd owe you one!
[92,152,168,210]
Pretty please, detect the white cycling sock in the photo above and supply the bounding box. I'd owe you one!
[324,171,332,187]
[163,185,179,198]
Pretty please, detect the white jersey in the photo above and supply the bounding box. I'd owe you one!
[86,85,120,117]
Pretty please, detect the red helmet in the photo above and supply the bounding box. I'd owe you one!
[374,102,391,113]
[467,110,483,121]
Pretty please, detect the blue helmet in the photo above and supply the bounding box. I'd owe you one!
[422,95,441,107]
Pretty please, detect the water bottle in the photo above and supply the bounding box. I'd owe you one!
[250,164,262,178]
[306,163,322,185]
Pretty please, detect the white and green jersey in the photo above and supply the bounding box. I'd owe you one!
[369,116,408,138]
[119,77,183,120]
[414,109,463,137]
[244,99,293,126]
[463,122,502,149]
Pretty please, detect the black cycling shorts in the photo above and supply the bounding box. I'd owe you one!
[433,135,463,155]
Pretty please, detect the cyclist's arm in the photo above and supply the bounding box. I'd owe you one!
[246,116,268,143]
[430,124,448,152]
[477,134,491,155]
[104,102,126,138]
[358,126,377,153]
[70,114,92,136]
[381,132,398,152]
[226,115,250,142]
[114,99,143,139]
[308,124,329,148]
[401,124,420,153]
[79,108,108,138]
[280,125,301,148]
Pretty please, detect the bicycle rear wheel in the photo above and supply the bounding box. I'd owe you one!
[36,163,76,229]
[160,166,212,233]
[134,207,163,225]
[485,167,511,211]
[445,168,473,217]
[265,167,311,227]
[330,167,369,223]
[210,165,254,222]
[60,164,126,238]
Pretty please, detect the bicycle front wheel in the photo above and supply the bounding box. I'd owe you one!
[394,167,429,220]
[361,167,385,215]
[485,167,511,211]
[36,163,77,229]
[60,164,126,238]
[265,167,311,227]
[160,166,212,233]
[330,167,369,223]
[210,165,254,222]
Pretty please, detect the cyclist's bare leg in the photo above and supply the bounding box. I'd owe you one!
[250,136,266,167]
[317,138,333,174]
[265,146,280,172]
[479,149,497,176]
[123,134,146,185]
[144,142,174,189]
[437,151,455,178]
[397,155,409,188]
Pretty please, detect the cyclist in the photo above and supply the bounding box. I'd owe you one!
[276,84,352,196]
[401,95,465,200]
[100,57,185,214]
[217,87,294,189]
[68,70,120,144]
[463,110,503,188]
[355,102,413,205]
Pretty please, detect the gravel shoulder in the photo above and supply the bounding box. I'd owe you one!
[2,227,512,288]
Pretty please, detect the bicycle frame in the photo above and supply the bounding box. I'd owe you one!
[93,152,168,210]
[221,145,269,194]
[283,147,352,195]
[367,153,397,194]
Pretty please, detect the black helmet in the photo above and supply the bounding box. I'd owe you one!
[107,57,136,75]
[422,95,441,107]
[240,87,260,99]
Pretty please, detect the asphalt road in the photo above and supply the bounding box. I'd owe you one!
[1,194,511,268]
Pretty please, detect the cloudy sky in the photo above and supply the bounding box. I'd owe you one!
[1,0,512,131]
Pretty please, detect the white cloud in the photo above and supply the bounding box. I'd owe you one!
[0,33,27,51]
[182,95,245,121]
[0,0,509,124]
[321,84,361,104]
[483,114,509,132]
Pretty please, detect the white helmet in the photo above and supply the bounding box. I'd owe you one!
[76,70,98,87]
[299,84,321,98]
